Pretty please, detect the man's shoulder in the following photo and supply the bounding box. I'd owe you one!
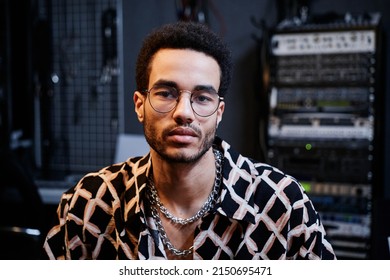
[65,156,149,199]
[220,140,288,179]
[220,140,305,199]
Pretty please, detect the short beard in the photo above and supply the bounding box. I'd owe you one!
[143,115,217,164]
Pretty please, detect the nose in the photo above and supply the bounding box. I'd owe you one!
[172,90,195,123]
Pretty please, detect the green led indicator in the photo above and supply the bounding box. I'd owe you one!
[305,143,312,151]
[301,182,311,192]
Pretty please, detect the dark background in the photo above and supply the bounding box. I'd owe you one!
[1,0,389,259]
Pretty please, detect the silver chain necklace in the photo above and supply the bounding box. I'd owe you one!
[147,148,223,256]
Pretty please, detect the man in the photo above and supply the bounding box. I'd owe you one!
[43,21,336,260]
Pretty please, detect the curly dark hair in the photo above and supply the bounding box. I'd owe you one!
[135,21,233,97]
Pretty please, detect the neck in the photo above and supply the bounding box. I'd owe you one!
[149,148,217,216]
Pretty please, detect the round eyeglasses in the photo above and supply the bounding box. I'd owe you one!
[142,85,223,117]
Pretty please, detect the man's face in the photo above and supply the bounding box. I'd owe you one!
[134,48,224,163]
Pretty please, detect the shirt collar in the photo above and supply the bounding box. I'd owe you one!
[214,137,257,224]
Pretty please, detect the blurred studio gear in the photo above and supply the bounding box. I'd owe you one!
[176,0,207,23]
[100,7,118,84]
[262,11,384,259]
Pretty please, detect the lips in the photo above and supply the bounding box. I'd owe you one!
[168,127,198,137]
[166,127,199,144]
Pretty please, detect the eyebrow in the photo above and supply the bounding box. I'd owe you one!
[152,79,217,92]
[152,79,177,88]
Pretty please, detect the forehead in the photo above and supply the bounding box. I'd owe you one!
[148,48,221,89]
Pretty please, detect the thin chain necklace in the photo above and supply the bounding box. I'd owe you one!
[147,148,223,256]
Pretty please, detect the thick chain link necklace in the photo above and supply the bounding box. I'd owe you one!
[147,148,223,256]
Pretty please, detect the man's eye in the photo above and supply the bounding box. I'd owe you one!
[193,92,214,103]
[152,87,178,98]
[155,90,172,97]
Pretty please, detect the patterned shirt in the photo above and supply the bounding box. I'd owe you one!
[43,137,336,260]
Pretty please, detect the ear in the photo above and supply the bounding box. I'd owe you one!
[133,91,145,123]
[216,100,225,128]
